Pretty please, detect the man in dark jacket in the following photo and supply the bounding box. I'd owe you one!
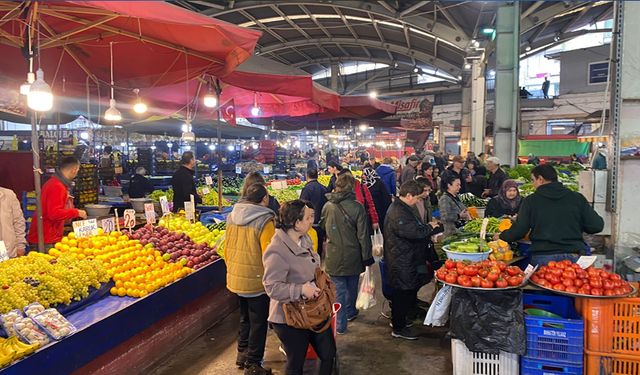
[441,155,471,193]
[128,167,154,198]
[171,151,202,212]
[320,173,373,334]
[384,180,441,340]
[300,168,327,254]
[326,161,342,193]
[498,164,604,265]
[483,157,508,198]
[399,155,419,185]
[376,157,396,197]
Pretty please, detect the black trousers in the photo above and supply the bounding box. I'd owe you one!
[272,323,336,375]
[237,294,270,365]
[391,289,418,331]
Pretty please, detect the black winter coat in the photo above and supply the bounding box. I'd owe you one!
[383,199,434,291]
[171,166,202,212]
[128,174,154,199]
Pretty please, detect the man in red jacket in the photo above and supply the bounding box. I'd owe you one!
[28,157,87,249]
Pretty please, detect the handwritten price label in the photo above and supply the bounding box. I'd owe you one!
[202,187,210,195]
[100,217,116,234]
[72,218,99,239]
[184,201,195,221]
[205,176,213,186]
[144,203,156,224]
[123,209,136,229]
[159,196,170,216]
[0,241,8,262]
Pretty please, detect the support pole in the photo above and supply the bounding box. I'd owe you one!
[215,83,223,209]
[31,113,44,252]
[470,60,486,155]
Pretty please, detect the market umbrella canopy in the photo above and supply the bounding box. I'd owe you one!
[0,0,261,112]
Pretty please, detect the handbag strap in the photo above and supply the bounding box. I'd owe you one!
[335,202,357,229]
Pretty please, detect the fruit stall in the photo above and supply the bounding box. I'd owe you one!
[0,214,234,374]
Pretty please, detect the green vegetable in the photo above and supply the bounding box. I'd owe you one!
[459,193,488,208]
[149,189,173,202]
[463,218,502,234]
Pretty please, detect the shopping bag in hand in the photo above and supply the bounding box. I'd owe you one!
[424,285,452,326]
[355,266,377,310]
[371,228,384,258]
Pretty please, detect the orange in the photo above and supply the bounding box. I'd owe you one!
[110,287,118,295]
[117,287,126,297]
[115,281,123,288]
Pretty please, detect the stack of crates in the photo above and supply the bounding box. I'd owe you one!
[521,292,584,374]
[21,191,36,233]
[575,294,640,374]
[451,338,519,375]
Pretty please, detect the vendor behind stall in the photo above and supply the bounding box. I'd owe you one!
[0,186,27,257]
[128,167,154,199]
[171,151,202,212]
[497,164,604,265]
[28,157,87,250]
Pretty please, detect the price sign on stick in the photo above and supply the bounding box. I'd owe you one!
[184,201,195,221]
[0,241,9,262]
[144,203,156,225]
[101,217,116,234]
[235,164,242,174]
[577,256,597,269]
[205,175,213,186]
[202,187,210,195]
[72,218,99,238]
[123,209,136,230]
[114,209,121,232]
[159,196,170,216]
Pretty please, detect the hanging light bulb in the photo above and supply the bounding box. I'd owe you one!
[203,87,218,108]
[20,72,35,96]
[208,144,216,151]
[250,92,260,116]
[27,68,53,111]
[103,42,121,123]
[132,88,147,114]
[167,142,173,148]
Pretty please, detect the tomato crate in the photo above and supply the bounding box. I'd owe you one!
[584,349,640,375]
[575,296,640,355]
[521,358,582,375]
[524,315,584,364]
[451,339,519,375]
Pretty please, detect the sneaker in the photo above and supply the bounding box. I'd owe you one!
[336,329,347,335]
[380,311,391,319]
[391,327,418,340]
[236,351,247,369]
[389,321,414,328]
[243,363,273,375]
[347,310,359,322]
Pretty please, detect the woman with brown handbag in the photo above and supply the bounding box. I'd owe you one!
[263,200,336,375]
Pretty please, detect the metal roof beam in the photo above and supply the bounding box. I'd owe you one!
[377,0,396,14]
[521,2,591,34]
[521,1,544,20]
[333,6,359,40]
[403,25,412,50]
[436,2,468,38]
[299,4,331,38]
[269,4,333,58]
[399,1,430,18]
[344,70,388,94]
[560,3,593,34]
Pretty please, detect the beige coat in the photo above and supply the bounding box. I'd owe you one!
[262,229,320,324]
[0,187,26,258]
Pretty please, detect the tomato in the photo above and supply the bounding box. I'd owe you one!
[578,287,591,295]
[480,279,494,288]
[591,288,603,296]
[548,275,561,285]
[589,278,603,289]
[599,270,610,280]
[538,266,548,273]
[460,279,473,287]
[478,269,489,278]
[508,276,523,286]
[613,288,624,296]
[604,290,616,296]
[445,274,458,284]
[530,275,541,284]
[602,279,615,290]
[573,278,584,288]
[561,259,573,267]
[621,284,632,294]
[496,278,508,288]
[436,269,447,279]
[538,279,551,288]
[463,266,479,277]
[571,263,582,270]
[550,268,563,277]
[457,275,470,285]
[497,262,507,271]
[565,286,578,293]
[587,267,599,277]
[562,270,576,280]
[506,266,521,276]
[581,283,591,291]
[547,261,557,268]
[445,260,456,270]
[610,274,622,281]
[480,260,492,268]
[576,269,588,279]
[487,271,500,282]
[553,283,566,291]
[456,263,466,273]
[562,278,574,287]
[471,276,482,287]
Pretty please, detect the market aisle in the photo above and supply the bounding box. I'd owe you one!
[150,268,451,375]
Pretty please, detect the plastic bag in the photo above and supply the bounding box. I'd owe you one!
[355,266,377,310]
[449,288,525,355]
[371,229,384,258]
[424,285,452,326]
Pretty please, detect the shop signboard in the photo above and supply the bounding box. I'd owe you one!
[386,95,435,130]
[588,61,608,85]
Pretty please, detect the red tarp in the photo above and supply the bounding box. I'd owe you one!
[0,1,261,102]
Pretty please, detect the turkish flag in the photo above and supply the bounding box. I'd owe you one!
[220,99,236,127]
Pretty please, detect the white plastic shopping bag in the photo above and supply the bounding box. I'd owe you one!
[356,266,377,310]
[371,228,384,258]
[424,285,452,326]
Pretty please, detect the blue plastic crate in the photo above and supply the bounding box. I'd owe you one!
[525,315,584,364]
[521,357,582,375]
[523,292,577,319]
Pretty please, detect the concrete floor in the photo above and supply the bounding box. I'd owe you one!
[149,269,452,375]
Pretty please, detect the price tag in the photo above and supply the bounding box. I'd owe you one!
[577,256,598,269]
[523,264,539,282]
[101,217,116,234]
[263,165,271,174]
[184,201,195,221]
[123,209,136,229]
[159,196,170,216]
[114,209,121,232]
[202,187,210,195]
[144,203,156,224]
[235,164,242,174]
[480,218,489,239]
[0,241,8,261]
[205,175,213,186]
[190,194,195,208]
[72,218,99,239]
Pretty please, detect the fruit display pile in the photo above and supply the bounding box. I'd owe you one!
[505,164,580,197]
[209,176,243,195]
[149,189,173,203]
[487,240,514,261]
[206,222,227,259]
[446,237,490,253]
[530,260,634,296]
[317,175,331,187]
[0,336,39,368]
[0,252,109,314]
[267,178,302,187]
[196,186,232,207]
[50,230,191,298]
[436,260,525,289]
[459,193,488,208]
[267,185,304,204]
[463,218,511,234]
[131,225,219,270]
[158,215,225,249]
[75,163,99,207]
